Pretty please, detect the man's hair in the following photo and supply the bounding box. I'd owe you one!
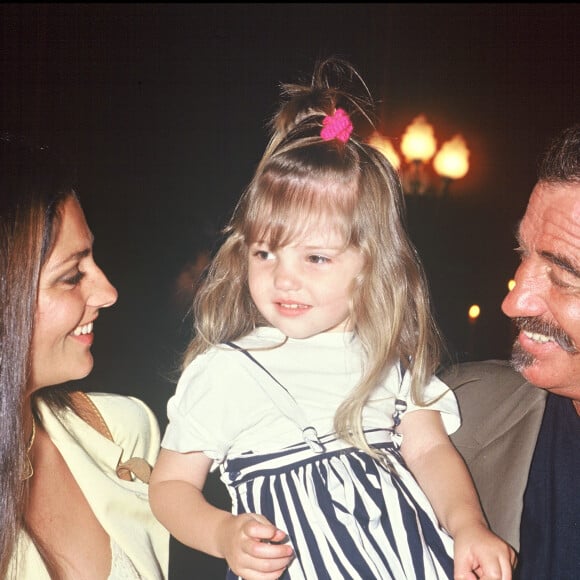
[538,123,580,183]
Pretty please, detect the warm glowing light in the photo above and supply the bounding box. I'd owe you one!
[368,132,401,169]
[433,134,470,180]
[371,115,470,196]
[508,279,516,291]
[468,304,481,321]
[400,115,437,163]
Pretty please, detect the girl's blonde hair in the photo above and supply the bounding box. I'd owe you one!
[183,58,443,455]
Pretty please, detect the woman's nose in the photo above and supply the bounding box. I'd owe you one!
[88,266,118,308]
[501,260,548,319]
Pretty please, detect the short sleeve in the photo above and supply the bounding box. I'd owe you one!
[399,371,461,435]
[161,349,248,464]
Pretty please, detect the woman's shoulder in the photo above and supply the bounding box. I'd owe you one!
[85,392,161,446]
[87,392,155,420]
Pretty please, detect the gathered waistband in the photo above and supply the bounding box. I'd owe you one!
[221,428,396,486]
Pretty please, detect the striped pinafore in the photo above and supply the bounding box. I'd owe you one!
[221,344,454,579]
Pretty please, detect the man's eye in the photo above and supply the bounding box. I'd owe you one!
[548,267,579,291]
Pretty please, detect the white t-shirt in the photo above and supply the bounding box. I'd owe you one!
[162,327,459,467]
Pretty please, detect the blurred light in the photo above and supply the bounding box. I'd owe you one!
[468,304,481,322]
[433,134,470,180]
[368,132,401,169]
[507,279,516,291]
[368,114,470,197]
[400,115,437,163]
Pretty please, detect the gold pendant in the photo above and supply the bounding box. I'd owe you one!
[21,418,36,481]
[21,456,34,481]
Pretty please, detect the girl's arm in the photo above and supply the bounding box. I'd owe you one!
[149,448,293,580]
[399,409,517,580]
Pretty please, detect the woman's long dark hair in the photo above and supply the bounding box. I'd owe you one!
[0,133,76,576]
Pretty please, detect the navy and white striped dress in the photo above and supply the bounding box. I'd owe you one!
[162,328,458,579]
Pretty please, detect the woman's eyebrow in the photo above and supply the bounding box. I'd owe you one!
[47,248,91,273]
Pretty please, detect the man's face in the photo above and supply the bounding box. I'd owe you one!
[502,181,580,407]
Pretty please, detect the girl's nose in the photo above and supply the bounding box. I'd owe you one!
[273,260,301,291]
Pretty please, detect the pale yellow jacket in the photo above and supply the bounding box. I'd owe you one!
[8,393,169,579]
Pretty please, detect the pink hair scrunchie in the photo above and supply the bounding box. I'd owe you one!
[320,108,353,143]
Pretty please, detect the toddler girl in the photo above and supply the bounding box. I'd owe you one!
[150,58,515,580]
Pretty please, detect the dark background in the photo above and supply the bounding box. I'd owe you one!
[2,4,579,577]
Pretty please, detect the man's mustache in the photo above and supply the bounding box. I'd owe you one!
[513,316,578,354]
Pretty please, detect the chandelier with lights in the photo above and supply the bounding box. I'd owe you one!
[368,114,470,197]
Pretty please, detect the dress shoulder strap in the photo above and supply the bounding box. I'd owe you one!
[226,342,325,453]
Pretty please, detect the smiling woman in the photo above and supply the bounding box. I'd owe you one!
[31,197,118,389]
[0,133,168,579]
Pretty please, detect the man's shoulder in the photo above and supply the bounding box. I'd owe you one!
[440,359,547,431]
[439,359,525,395]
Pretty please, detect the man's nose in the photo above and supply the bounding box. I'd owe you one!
[501,259,548,319]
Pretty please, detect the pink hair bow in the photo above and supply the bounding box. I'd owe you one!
[320,108,353,143]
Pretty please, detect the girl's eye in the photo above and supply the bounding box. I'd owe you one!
[254,250,274,260]
[308,255,330,264]
[62,271,85,286]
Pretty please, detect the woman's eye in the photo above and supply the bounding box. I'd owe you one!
[62,271,85,286]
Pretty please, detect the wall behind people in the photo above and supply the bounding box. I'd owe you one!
[2,4,578,418]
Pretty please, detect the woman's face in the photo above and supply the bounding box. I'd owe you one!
[29,196,118,391]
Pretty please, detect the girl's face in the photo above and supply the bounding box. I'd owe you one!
[29,197,118,391]
[248,225,364,339]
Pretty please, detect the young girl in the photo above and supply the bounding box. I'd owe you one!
[150,59,515,580]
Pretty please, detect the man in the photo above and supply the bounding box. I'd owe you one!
[443,123,580,578]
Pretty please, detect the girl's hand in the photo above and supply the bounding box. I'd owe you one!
[453,523,517,580]
[218,512,294,580]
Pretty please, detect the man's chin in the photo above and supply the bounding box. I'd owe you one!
[510,342,536,374]
[511,342,556,389]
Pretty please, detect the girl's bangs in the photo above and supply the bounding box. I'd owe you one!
[243,169,359,248]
